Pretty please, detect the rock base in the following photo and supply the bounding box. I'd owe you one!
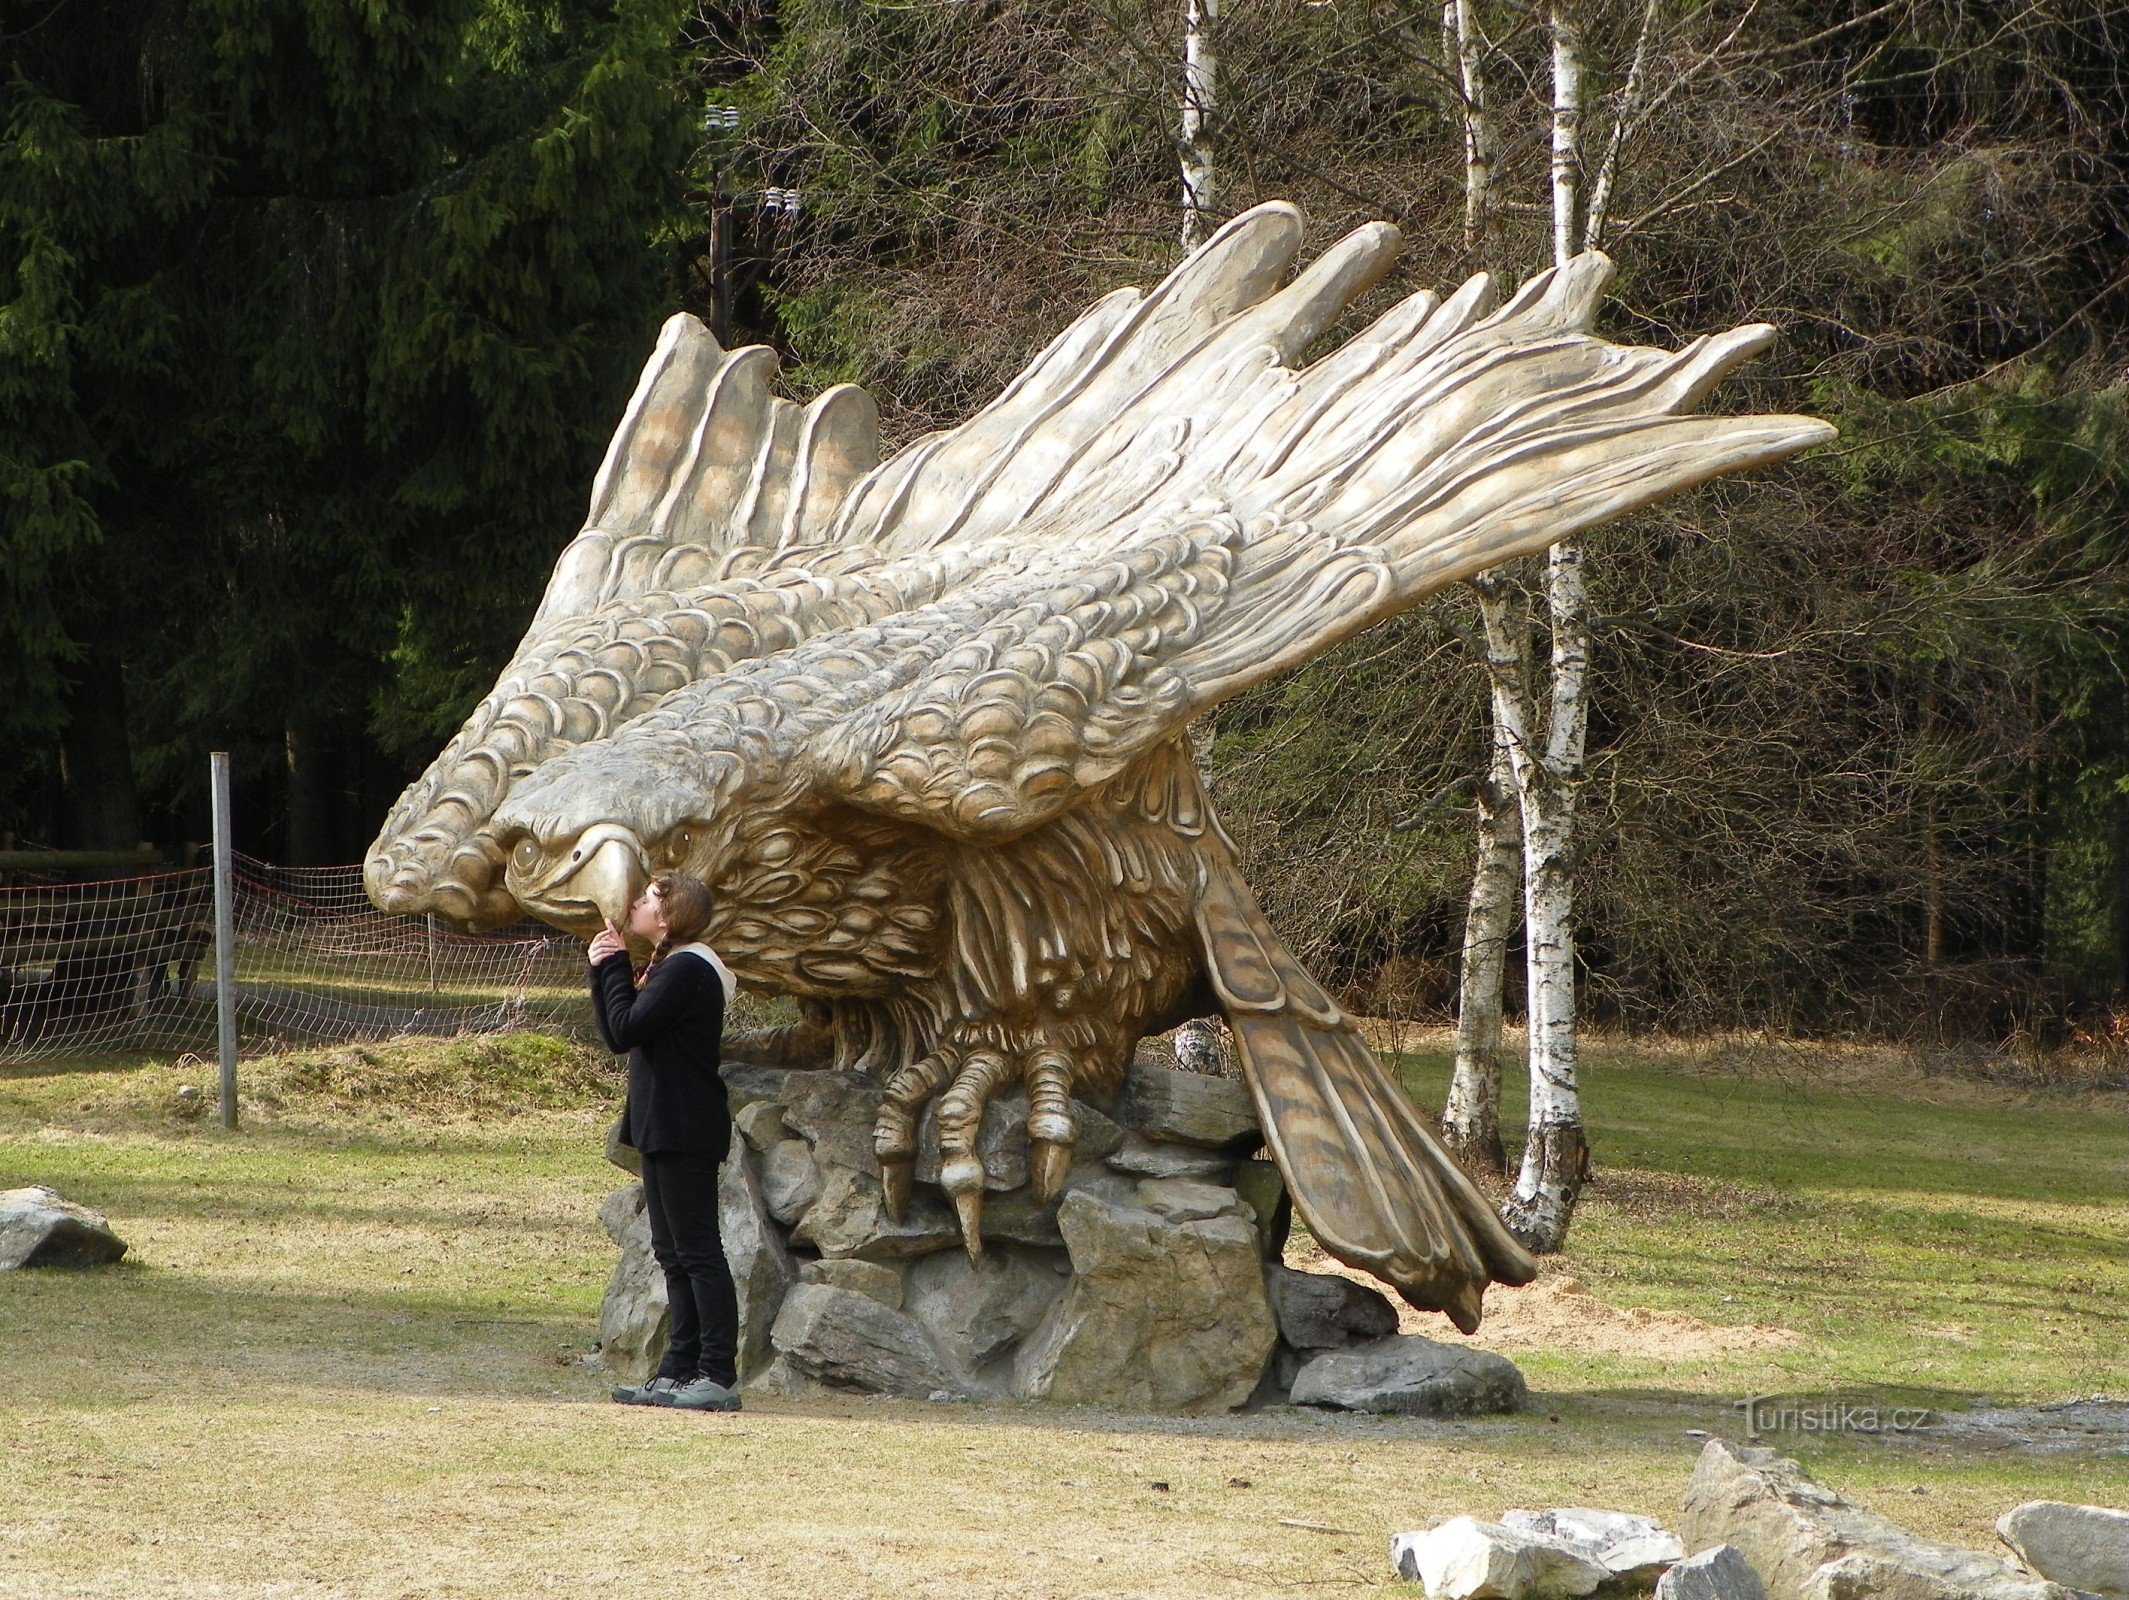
[0,1186,127,1270]
[594,1055,1528,1415]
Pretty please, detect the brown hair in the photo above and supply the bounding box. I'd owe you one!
[639,871,717,986]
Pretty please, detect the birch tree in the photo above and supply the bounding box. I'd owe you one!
[1178,0,1219,248]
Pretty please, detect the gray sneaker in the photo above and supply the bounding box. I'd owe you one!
[658,1375,742,1412]
[611,1374,684,1406]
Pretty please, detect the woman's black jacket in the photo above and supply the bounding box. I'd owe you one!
[589,949,729,1159]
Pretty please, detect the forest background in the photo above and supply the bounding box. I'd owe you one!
[5,0,2127,1049]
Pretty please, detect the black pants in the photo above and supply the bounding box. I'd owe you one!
[640,1151,739,1387]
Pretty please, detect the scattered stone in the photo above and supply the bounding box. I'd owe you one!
[1291,1335,1526,1417]
[1230,1159,1291,1258]
[761,1138,822,1226]
[1135,1176,1252,1224]
[1115,1060,1261,1151]
[172,1084,204,1120]
[1998,1502,2129,1598]
[768,1283,974,1399]
[1264,1263,1399,1351]
[1013,1187,1277,1412]
[1501,1509,1683,1584]
[1654,1544,1768,1600]
[1680,1439,2081,1600]
[1105,1132,1234,1180]
[1390,1517,1610,1598]
[732,1100,791,1153]
[0,1186,127,1271]
[904,1247,1067,1371]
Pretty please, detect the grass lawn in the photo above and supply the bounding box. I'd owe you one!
[1,1033,2122,1599]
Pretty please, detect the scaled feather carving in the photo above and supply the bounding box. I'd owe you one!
[366,204,1833,1330]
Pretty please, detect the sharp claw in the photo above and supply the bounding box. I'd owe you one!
[879,1155,912,1222]
[940,1155,986,1262]
[952,1187,985,1264]
[1030,1137,1072,1201]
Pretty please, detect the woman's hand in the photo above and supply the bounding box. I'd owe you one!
[588,919,629,967]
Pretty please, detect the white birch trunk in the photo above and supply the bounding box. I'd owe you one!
[1450,0,1496,259]
[1445,571,1525,1173]
[1495,1,1595,1253]
[1179,0,1219,251]
[1549,2,1583,269]
[1501,538,1592,1250]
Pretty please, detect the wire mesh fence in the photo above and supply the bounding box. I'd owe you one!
[0,856,591,1065]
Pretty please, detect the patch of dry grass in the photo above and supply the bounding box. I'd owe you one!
[2,1037,2124,1598]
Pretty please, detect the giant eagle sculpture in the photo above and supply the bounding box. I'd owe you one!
[366,204,1832,1331]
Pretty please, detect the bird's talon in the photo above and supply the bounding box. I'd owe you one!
[951,1188,986,1263]
[1030,1137,1072,1201]
[879,1155,913,1221]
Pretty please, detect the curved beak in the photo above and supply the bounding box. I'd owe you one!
[505,822,649,933]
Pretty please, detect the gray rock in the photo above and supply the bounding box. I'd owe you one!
[1999,1502,2129,1597]
[1115,1060,1261,1151]
[722,1147,799,1381]
[1264,1264,1399,1351]
[1012,1187,1277,1412]
[732,1100,791,1153]
[1291,1334,1527,1417]
[768,1283,975,1399]
[780,1070,962,1259]
[1105,1132,1235,1180]
[799,1257,904,1310]
[603,1115,640,1175]
[1390,1517,1611,1598]
[1655,1544,1767,1600]
[761,1138,822,1225]
[720,1063,793,1115]
[904,1246,1068,1370]
[1680,1439,2082,1600]
[0,1187,127,1270]
[595,1184,667,1382]
[1500,1510,1684,1583]
[1230,1159,1291,1258]
[1135,1176,1252,1223]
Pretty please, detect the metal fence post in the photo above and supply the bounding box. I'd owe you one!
[210,752,238,1129]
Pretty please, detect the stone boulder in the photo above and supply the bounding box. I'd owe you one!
[760,1139,822,1226]
[722,1147,799,1379]
[1655,1544,1768,1600]
[595,1184,666,1381]
[1679,1440,2082,1600]
[779,1070,962,1259]
[1999,1502,2129,1597]
[0,1186,127,1270]
[1115,1060,1261,1151]
[1500,1509,1683,1585]
[799,1257,903,1309]
[1230,1159,1291,1258]
[1105,1132,1234,1181]
[769,1283,975,1399]
[1013,1186,1276,1412]
[1291,1335,1526,1417]
[1390,1517,1610,1598]
[1265,1264,1400,1351]
[904,1246,1068,1373]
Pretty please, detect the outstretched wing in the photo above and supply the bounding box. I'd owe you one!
[798,233,1830,841]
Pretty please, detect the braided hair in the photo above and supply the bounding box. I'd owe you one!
[637,871,717,987]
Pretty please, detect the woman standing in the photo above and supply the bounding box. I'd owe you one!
[588,872,742,1412]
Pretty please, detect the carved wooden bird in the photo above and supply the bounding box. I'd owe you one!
[365,205,1831,1331]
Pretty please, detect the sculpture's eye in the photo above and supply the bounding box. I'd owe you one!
[511,837,541,876]
[666,829,695,865]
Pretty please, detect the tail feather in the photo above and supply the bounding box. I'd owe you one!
[1196,860,1536,1333]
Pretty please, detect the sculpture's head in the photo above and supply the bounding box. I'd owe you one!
[488,734,746,936]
